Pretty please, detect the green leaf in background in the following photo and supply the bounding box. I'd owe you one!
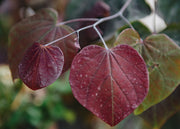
[161,111,180,129]
[161,23,180,46]
[65,0,97,19]
[95,113,151,129]
[48,70,72,94]
[0,17,10,63]
[125,0,151,21]
[66,0,151,20]
[115,28,143,54]
[117,21,151,39]
[0,18,9,44]
[140,85,180,129]
[157,0,180,48]
[157,0,180,24]
[115,29,180,115]
[0,65,75,129]
[116,114,151,129]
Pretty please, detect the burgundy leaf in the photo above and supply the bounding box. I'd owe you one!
[8,8,79,79]
[18,42,64,90]
[69,45,149,126]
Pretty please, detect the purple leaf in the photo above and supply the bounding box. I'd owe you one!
[18,42,64,90]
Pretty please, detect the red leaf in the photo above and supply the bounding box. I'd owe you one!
[18,42,64,90]
[69,45,149,126]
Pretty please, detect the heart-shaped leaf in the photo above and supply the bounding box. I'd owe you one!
[69,45,149,126]
[18,42,64,90]
[8,8,79,79]
[115,28,180,115]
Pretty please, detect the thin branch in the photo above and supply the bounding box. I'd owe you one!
[153,0,157,34]
[77,31,80,41]
[45,24,93,46]
[93,25,108,50]
[57,18,99,26]
[94,0,132,26]
[120,13,135,30]
[45,31,76,46]
[118,0,132,15]
[45,0,132,48]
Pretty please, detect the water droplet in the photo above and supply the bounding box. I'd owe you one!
[47,63,52,68]
[84,52,87,56]
[74,37,78,41]
[125,92,129,95]
[95,93,98,96]
[133,72,137,74]
[77,59,81,63]
[100,104,103,107]
[27,77,31,82]
[71,65,75,69]
[98,87,101,91]
[80,74,82,77]
[131,104,137,108]
[85,74,88,77]
[75,41,80,48]
[19,64,22,68]
[41,79,47,86]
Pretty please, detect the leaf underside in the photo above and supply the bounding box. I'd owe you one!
[69,45,149,126]
[8,8,79,79]
[18,43,64,90]
[116,28,180,115]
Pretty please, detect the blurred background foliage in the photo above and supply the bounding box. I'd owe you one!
[0,0,180,129]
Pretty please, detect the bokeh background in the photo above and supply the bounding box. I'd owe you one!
[1,0,180,129]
